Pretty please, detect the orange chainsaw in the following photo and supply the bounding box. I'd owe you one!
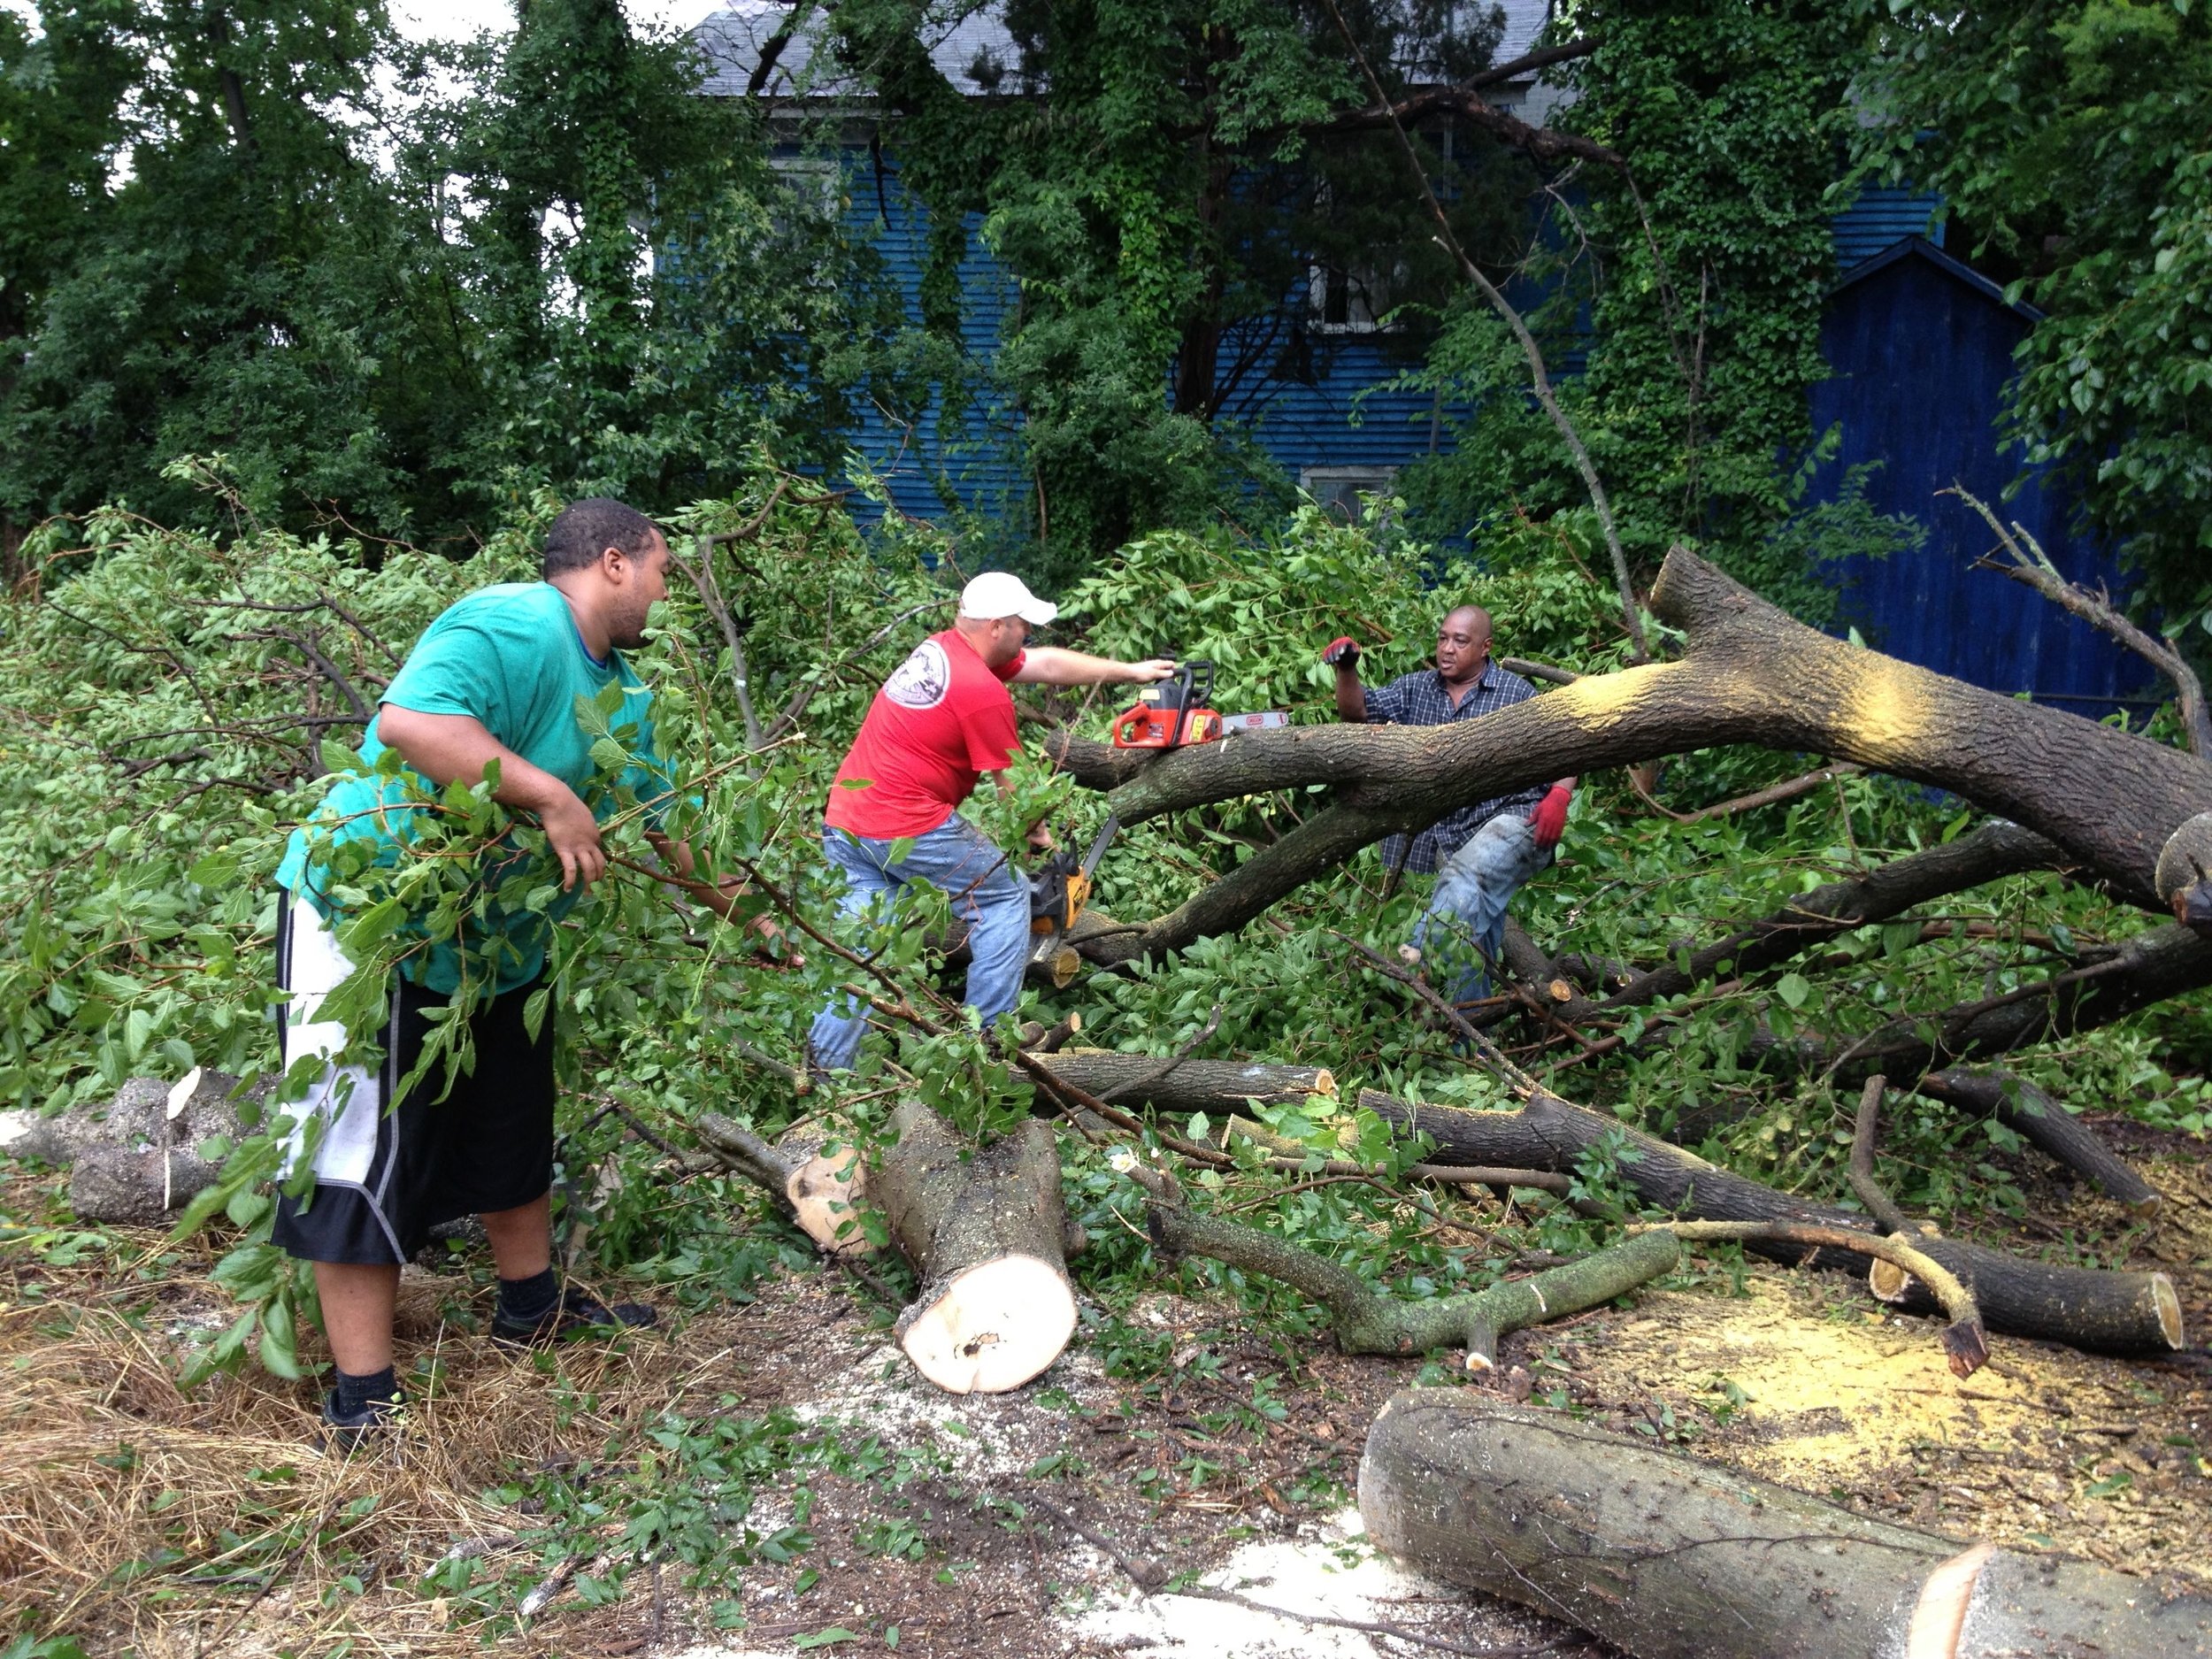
[1110,660,1288,749]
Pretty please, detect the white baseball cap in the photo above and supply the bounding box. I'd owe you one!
[958,571,1058,626]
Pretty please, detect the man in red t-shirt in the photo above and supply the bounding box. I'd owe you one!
[808,572,1173,1069]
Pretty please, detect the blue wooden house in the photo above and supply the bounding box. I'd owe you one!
[1804,237,2154,715]
[689,4,2151,716]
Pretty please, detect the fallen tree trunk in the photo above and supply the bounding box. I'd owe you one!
[1601,821,2067,1011]
[1748,923,2212,1083]
[1056,548,2212,964]
[871,1099,1079,1394]
[1357,1088,2185,1355]
[1913,1068,2162,1217]
[1026,1052,1336,1114]
[693,1111,876,1257]
[1360,1391,2212,1659]
[1144,1192,1680,1372]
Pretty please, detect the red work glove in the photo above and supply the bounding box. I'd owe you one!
[1531,783,1572,850]
[1322,636,1361,666]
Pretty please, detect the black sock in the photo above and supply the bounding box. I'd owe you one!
[497,1267,560,1325]
[334,1364,400,1415]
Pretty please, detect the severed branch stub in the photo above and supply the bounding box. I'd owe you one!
[1647,1218,1990,1380]
[692,1110,876,1258]
[1131,1161,1678,1373]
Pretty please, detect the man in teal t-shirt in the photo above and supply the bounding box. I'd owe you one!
[271,497,730,1445]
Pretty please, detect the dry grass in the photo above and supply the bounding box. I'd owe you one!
[0,1225,763,1658]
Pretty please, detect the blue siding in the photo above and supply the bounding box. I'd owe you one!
[1804,239,2153,715]
[1831,186,1945,266]
[829,157,1025,523]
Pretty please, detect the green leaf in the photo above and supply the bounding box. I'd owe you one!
[793,1630,860,1650]
[319,738,360,776]
[1774,973,1809,1010]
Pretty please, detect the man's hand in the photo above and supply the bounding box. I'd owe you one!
[1322,636,1362,667]
[1025,820,1057,852]
[541,787,607,891]
[1531,782,1573,851]
[1125,657,1178,683]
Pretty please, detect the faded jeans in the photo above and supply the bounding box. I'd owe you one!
[806,814,1029,1071]
[1409,810,1551,1010]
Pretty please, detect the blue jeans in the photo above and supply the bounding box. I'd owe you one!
[806,814,1030,1071]
[1409,811,1550,1010]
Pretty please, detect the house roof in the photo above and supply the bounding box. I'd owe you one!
[691,0,1563,103]
[1832,234,2044,324]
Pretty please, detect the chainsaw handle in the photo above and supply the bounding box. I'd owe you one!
[1184,659,1214,710]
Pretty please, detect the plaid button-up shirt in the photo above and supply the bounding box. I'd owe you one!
[1365,662,1547,874]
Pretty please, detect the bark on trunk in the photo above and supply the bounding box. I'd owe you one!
[1025,1052,1337,1114]
[1604,822,2066,1011]
[692,1112,877,1257]
[870,1099,1077,1394]
[1359,1392,2212,1659]
[1913,1069,2162,1216]
[1053,549,2212,963]
[1748,925,2212,1083]
[1357,1089,2184,1354]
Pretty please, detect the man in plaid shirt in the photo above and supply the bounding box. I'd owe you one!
[1324,605,1575,1010]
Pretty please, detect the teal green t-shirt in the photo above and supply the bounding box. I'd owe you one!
[275,582,673,995]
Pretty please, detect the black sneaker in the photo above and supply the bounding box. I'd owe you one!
[321,1386,404,1452]
[490,1286,657,1348]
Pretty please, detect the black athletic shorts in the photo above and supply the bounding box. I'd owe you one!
[269,892,556,1266]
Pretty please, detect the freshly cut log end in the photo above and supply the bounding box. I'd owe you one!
[1870,1259,2185,1351]
[896,1254,1077,1394]
[783,1145,877,1257]
[1028,937,1083,988]
[873,1102,1079,1395]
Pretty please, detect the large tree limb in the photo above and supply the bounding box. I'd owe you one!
[1750,923,2212,1082]
[1601,820,2067,1010]
[1911,1068,2162,1216]
[1137,1165,1678,1373]
[1087,550,2212,922]
[1356,1087,2184,1354]
[1360,1394,2212,1659]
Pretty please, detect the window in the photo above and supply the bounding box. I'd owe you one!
[1306,260,1407,334]
[1300,465,1399,523]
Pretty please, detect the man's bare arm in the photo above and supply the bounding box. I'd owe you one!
[377,704,605,892]
[1011,648,1176,687]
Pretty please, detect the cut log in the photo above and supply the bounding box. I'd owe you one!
[1357,1087,2185,1354]
[1143,1186,1679,1371]
[1359,1391,2212,1659]
[871,1098,1077,1394]
[1912,1068,2161,1216]
[693,1111,877,1257]
[1027,1052,1336,1114]
[936,919,1089,989]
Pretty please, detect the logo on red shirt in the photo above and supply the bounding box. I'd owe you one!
[883,640,950,710]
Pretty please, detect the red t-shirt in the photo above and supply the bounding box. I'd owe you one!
[825,629,1025,839]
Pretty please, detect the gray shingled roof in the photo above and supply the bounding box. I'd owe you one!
[691,1,1561,103]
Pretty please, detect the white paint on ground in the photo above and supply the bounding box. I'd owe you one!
[0,1110,32,1149]
[1062,1509,1470,1659]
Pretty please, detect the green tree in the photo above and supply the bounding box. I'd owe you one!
[0,2,911,543]
[814,0,1535,572]
[1848,0,2212,631]
[1402,0,1874,615]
